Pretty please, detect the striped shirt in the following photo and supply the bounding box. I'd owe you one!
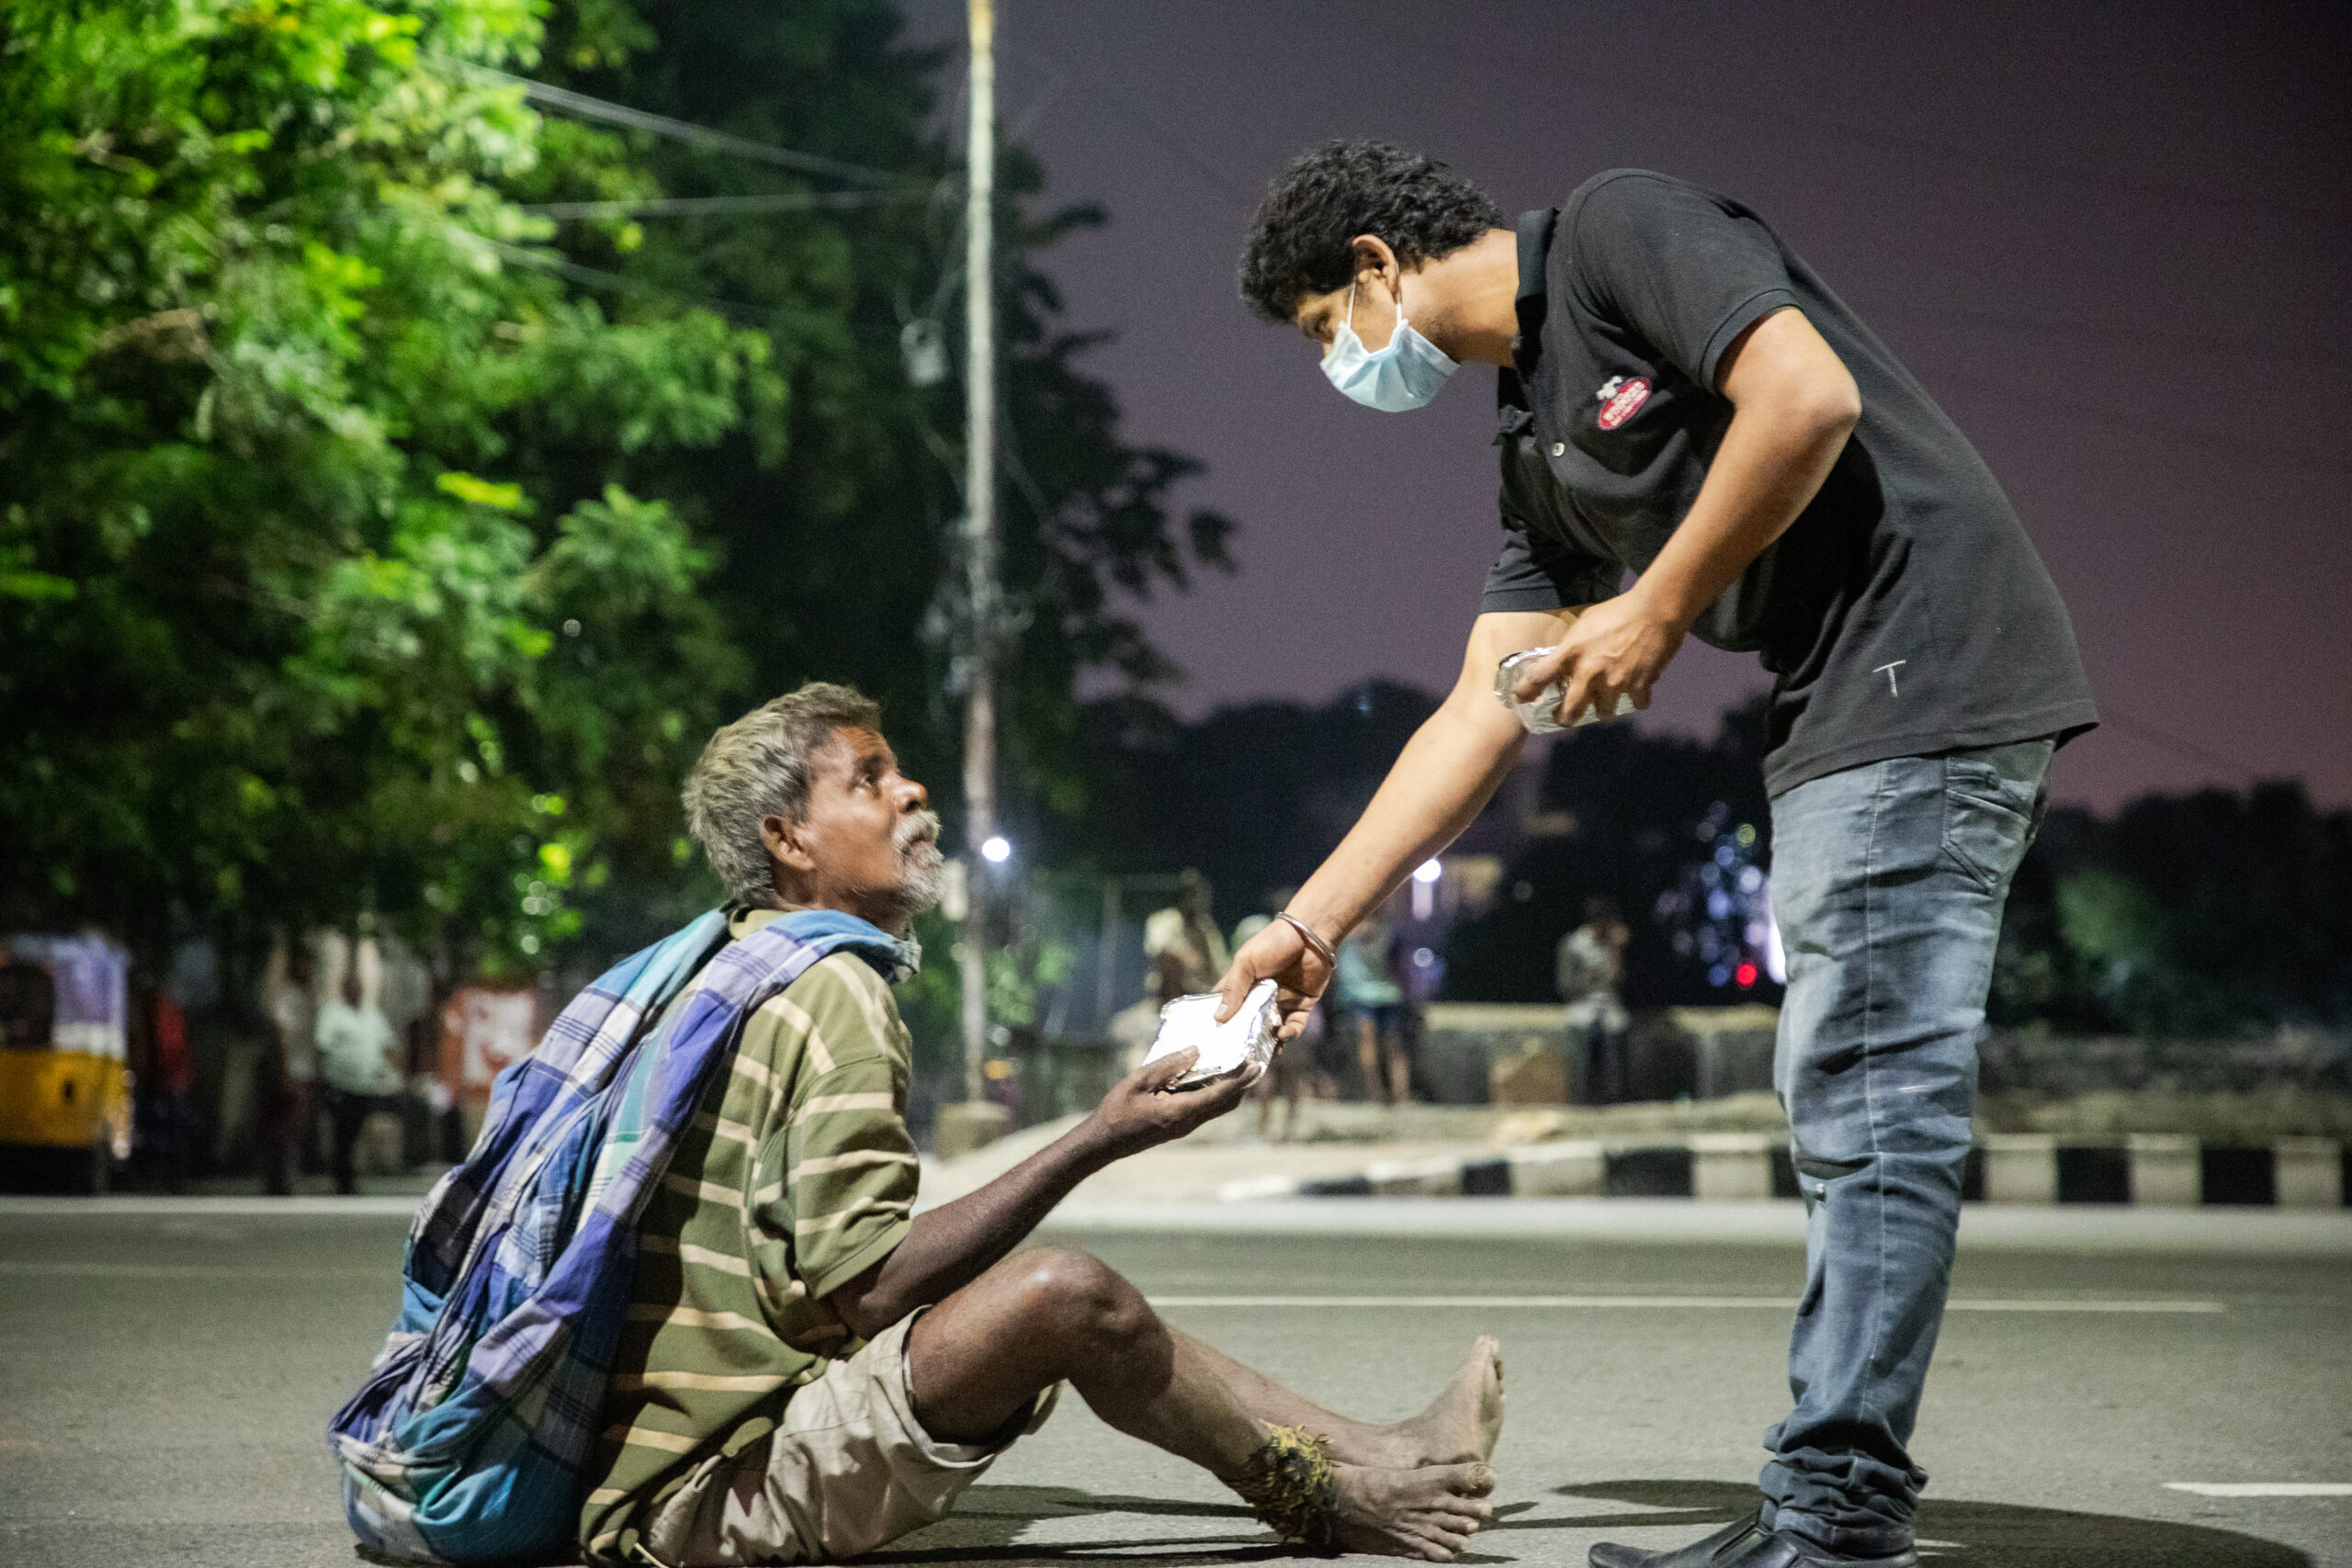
[578,908,920,1564]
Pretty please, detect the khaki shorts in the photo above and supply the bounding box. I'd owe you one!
[642,1312,1057,1565]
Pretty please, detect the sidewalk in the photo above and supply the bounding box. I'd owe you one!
[917,1094,1792,1207]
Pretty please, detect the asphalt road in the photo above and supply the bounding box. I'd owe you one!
[2,1204,2346,1568]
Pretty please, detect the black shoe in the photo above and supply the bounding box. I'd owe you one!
[1589,1508,1917,1568]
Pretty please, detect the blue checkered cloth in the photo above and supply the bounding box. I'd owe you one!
[327,908,912,1565]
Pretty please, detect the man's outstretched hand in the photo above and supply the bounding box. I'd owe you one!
[1081,1048,1261,1161]
[835,1042,1257,1337]
[1213,918,1333,1039]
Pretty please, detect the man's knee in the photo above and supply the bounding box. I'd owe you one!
[1002,1247,1155,1349]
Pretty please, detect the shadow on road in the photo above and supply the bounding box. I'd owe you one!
[870,1484,1284,1564]
[1518,1480,2312,1566]
[876,1479,2313,1566]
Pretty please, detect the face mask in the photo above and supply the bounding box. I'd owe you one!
[1319,277,1459,412]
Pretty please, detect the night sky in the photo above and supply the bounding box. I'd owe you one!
[898,0,2350,812]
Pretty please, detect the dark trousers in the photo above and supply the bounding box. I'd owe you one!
[326,1089,391,1196]
[255,1079,311,1196]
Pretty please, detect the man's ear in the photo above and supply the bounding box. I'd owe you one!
[759,814,817,875]
[1350,233,1401,291]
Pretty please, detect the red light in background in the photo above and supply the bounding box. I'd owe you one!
[1736,963,1758,987]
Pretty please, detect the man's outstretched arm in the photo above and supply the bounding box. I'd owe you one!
[1213,608,1569,1032]
[829,1052,1256,1339]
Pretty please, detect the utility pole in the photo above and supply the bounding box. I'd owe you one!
[957,0,997,1111]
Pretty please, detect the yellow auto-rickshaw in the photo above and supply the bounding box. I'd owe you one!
[0,934,132,1193]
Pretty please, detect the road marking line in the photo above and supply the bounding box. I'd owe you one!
[2165,1483,2352,1497]
[1942,1299,2226,1314]
[1147,1295,2224,1313]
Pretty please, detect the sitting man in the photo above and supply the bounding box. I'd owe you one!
[580,683,1504,1566]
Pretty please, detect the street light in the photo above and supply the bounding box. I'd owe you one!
[979,835,1012,864]
[1411,858,1442,920]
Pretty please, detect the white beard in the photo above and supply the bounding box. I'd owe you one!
[876,811,946,927]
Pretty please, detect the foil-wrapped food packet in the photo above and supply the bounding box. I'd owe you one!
[1143,979,1280,1089]
[1494,647,1637,734]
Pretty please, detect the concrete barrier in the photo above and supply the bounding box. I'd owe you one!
[1227,1132,2347,1208]
[2274,1137,2344,1209]
[1690,1132,1777,1201]
[2128,1134,2201,1206]
[1503,1138,1606,1196]
[1363,1155,1467,1197]
[1982,1134,2059,1205]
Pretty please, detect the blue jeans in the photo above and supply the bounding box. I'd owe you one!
[1757,739,2053,1557]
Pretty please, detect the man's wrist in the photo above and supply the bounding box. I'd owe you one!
[1274,909,1338,967]
[1627,572,1704,636]
[1065,1111,1129,1167]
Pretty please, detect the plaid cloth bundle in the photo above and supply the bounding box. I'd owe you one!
[327,908,910,1564]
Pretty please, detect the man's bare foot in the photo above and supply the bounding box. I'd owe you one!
[1329,1460,1496,1562]
[1380,1335,1505,1468]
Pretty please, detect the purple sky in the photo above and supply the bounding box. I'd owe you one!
[899,0,2351,812]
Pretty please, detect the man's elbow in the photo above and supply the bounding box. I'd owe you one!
[827,1261,897,1342]
[1785,360,1860,443]
[1812,351,1862,435]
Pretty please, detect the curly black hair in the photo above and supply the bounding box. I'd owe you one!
[1238,140,1505,324]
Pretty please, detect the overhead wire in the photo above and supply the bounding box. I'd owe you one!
[432,55,906,188]
[1017,40,1256,213]
[1407,26,2346,231]
[2094,709,2271,783]
[443,224,772,324]
[1872,303,2352,370]
[1919,363,2352,479]
[515,189,934,220]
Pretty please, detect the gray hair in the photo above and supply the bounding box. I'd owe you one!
[683,683,882,908]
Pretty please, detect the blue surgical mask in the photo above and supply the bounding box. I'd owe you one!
[1319,278,1459,412]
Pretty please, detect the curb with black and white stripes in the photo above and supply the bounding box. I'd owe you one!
[1219,1133,2351,1207]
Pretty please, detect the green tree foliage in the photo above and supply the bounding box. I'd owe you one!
[494,0,1238,1065]
[1,0,1236,1039]
[519,0,1234,845]
[1996,783,2352,1035]
[0,0,765,970]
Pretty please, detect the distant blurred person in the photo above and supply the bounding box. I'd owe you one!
[316,966,401,1195]
[130,982,198,1186]
[1556,898,1631,1104]
[1336,917,1410,1105]
[1144,868,1229,1005]
[258,940,318,1195]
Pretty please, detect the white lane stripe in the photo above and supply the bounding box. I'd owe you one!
[2165,1483,2352,1497]
[1145,1295,2225,1313]
[1945,1299,2227,1314]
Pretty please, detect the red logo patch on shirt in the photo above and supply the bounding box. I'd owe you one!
[1597,376,1652,430]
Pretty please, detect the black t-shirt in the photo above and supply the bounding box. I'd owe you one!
[1483,169,2097,795]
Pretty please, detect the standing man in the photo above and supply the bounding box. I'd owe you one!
[316,964,402,1195]
[1555,898,1631,1105]
[1219,142,2095,1568]
[1143,868,1231,1005]
[1335,915,1410,1104]
[259,939,319,1196]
